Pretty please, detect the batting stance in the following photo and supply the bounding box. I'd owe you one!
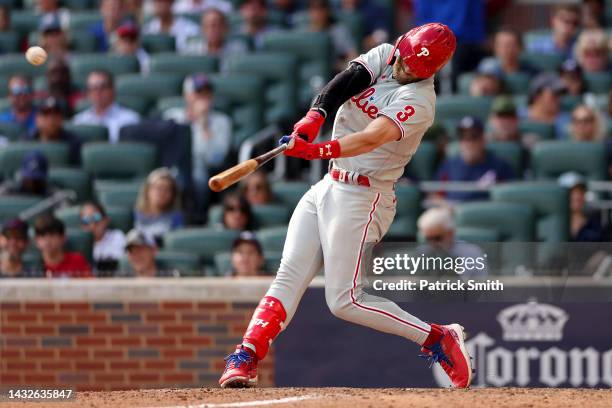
[219,23,473,389]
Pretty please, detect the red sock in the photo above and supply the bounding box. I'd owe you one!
[422,323,444,348]
[243,296,286,360]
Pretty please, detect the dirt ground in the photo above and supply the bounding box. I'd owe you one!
[1,387,610,408]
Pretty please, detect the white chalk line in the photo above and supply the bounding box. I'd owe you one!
[144,393,322,408]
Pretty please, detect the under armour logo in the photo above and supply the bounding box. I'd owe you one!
[324,144,332,157]
[261,299,275,307]
[417,47,430,57]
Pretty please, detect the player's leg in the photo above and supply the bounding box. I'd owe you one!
[319,185,472,388]
[219,186,323,388]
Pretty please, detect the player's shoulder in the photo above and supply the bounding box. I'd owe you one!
[366,43,394,58]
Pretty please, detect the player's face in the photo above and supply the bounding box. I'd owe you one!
[392,58,417,85]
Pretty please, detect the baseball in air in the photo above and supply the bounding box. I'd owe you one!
[25,46,47,66]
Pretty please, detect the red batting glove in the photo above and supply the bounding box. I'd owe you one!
[283,136,341,160]
[291,109,325,143]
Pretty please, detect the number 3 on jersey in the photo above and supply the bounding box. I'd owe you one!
[396,105,415,122]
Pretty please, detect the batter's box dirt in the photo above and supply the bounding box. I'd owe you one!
[1,387,611,408]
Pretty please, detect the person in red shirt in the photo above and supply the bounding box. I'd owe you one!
[34,215,92,278]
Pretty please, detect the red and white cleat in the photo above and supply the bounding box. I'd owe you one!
[421,323,473,388]
[219,345,258,388]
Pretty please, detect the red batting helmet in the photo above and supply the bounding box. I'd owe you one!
[387,23,457,79]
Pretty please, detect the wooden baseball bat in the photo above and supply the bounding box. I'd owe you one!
[208,143,289,192]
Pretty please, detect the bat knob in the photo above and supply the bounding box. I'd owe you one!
[208,177,222,192]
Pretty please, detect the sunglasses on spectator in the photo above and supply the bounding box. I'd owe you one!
[81,213,103,225]
[10,85,32,96]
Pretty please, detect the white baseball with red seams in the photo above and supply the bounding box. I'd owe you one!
[264,43,438,346]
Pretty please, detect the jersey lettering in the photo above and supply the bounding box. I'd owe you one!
[396,105,415,122]
[351,87,379,119]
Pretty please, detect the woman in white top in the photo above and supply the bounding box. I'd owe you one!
[80,201,126,276]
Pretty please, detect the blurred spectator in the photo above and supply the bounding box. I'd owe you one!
[172,0,232,14]
[341,0,391,51]
[164,74,232,213]
[574,29,610,73]
[568,104,606,142]
[143,0,199,53]
[581,0,605,29]
[413,0,485,89]
[469,69,503,97]
[111,19,151,74]
[239,0,278,51]
[22,97,81,165]
[125,0,144,23]
[35,0,70,29]
[134,167,184,246]
[34,215,92,278]
[182,8,247,60]
[487,96,521,143]
[272,0,299,28]
[72,70,140,143]
[308,0,357,73]
[0,75,37,133]
[38,13,70,61]
[122,228,163,277]
[526,5,580,60]
[90,0,126,52]
[0,219,31,278]
[477,28,538,78]
[44,58,81,115]
[0,5,10,32]
[435,116,515,201]
[80,201,126,275]
[221,193,255,231]
[558,59,586,96]
[559,172,604,242]
[230,232,266,277]
[1,151,56,197]
[240,170,272,206]
[523,73,570,138]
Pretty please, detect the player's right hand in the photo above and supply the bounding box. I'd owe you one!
[291,109,325,143]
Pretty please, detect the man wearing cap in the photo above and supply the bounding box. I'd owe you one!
[469,66,503,97]
[72,70,140,143]
[487,96,523,143]
[38,13,69,61]
[0,218,33,278]
[111,20,150,74]
[558,59,585,96]
[121,229,162,277]
[558,172,605,242]
[0,75,37,133]
[164,73,232,212]
[522,72,571,139]
[230,232,266,277]
[22,97,81,164]
[1,151,58,197]
[435,115,515,201]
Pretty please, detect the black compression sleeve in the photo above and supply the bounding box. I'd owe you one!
[311,62,372,118]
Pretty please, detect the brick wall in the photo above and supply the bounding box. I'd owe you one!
[0,300,274,391]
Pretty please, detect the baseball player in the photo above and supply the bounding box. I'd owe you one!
[219,23,473,389]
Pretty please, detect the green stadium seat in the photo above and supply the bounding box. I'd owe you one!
[394,184,421,236]
[455,201,536,241]
[206,204,223,225]
[272,181,310,209]
[457,72,475,95]
[98,190,139,211]
[520,52,563,72]
[69,11,102,30]
[385,216,417,240]
[523,29,551,49]
[584,72,611,94]
[0,142,70,180]
[336,11,364,43]
[155,96,185,117]
[486,142,526,177]
[105,206,133,232]
[0,97,10,111]
[252,204,291,228]
[0,195,42,223]
[94,179,143,198]
[258,226,287,252]
[70,54,140,89]
[0,53,47,78]
[261,31,332,107]
[115,95,150,116]
[141,34,176,53]
[10,11,39,37]
[81,142,157,180]
[116,73,183,114]
[456,227,500,243]
[64,123,109,143]
[165,228,240,266]
[532,141,606,180]
[65,228,93,263]
[503,73,530,95]
[0,31,20,53]
[405,141,437,181]
[48,167,91,201]
[560,94,582,113]
[436,95,492,123]
[149,53,218,76]
[63,0,96,10]
[226,52,299,124]
[518,120,556,141]
[156,251,202,276]
[491,182,569,242]
[0,122,26,141]
[209,75,265,147]
[54,206,82,229]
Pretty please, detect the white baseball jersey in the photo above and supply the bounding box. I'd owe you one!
[332,43,436,183]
